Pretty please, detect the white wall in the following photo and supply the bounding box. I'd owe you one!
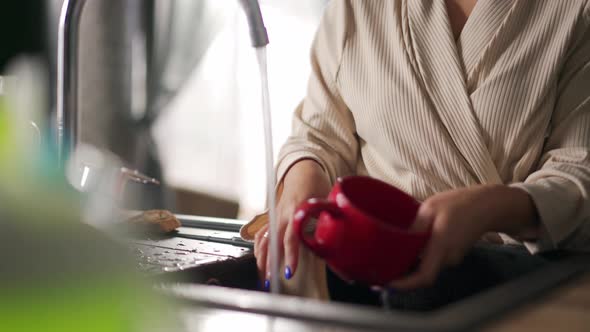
[152,1,326,218]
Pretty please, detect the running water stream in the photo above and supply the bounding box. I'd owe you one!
[256,47,280,294]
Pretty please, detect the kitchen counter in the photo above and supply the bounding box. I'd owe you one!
[484,273,590,331]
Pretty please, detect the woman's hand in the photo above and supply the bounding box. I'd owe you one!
[389,184,539,290]
[253,159,332,288]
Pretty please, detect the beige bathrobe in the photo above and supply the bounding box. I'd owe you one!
[241,0,590,297]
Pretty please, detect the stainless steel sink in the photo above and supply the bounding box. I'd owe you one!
[164,253,589,331]
[145,215,590,331]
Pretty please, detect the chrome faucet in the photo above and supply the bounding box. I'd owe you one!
[56,0,269,167]
[238,0,269,48]
[56,0,87,167]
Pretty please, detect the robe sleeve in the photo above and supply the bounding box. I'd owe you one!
[275,0,358,185]
[509,6,590,253]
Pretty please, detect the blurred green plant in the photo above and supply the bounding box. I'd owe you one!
[0,66,176,332]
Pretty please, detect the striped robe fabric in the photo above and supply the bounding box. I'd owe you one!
[268,0,590,253]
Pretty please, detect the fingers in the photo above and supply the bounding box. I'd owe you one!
[265,218,288,281]
[254,224,269,284]
[389,235,444,290]
[389,204,440,289]
[253,224,268,258]
[283,219,300,280]
[255,215,293,290]
[254,224,268,260]
[409,202,435,232]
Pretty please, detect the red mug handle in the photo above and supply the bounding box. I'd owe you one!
[292,199,341,258]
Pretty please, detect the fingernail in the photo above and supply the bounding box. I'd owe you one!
[256,280,262,290]
[264,279,270,291]
[284,266,292,280]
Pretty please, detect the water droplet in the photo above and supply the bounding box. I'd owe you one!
[177,243,186,247]
[213,249,220,253]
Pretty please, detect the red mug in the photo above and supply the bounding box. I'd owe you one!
[293,176,431,286]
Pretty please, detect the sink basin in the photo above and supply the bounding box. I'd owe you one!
[134,215,590,330]
[164,253,589,331]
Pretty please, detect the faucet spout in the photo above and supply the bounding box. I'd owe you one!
[238,0,269,48]
[56,0,269,167]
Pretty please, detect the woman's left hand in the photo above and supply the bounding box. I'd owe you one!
[389,184,538,290]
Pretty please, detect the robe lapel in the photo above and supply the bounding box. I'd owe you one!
[405,0,502,184]
[457,0,517,91]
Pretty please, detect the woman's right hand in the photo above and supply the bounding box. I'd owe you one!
[253,159,332,289]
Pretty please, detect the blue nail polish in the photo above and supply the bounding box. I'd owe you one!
[264,279,270,290]
[284,266,292,280]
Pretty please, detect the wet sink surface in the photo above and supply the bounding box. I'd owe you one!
[165,253,590,331]
[130,216,590,331]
